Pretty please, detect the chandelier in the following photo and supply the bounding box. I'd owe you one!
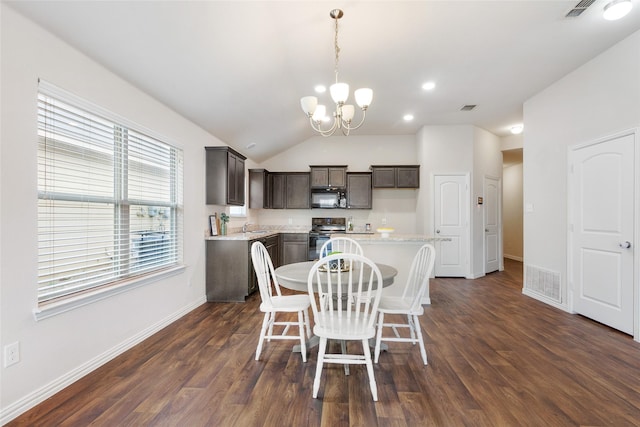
[300,9,373,137]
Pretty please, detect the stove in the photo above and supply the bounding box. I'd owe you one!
[308,217,346,260]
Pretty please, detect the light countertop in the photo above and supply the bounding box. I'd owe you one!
[205,227,310,241]
[337,233,450,243]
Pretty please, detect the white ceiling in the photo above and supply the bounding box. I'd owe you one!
[7,1,640,162]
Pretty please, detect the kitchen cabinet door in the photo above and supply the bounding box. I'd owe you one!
[281,233,309,265]
[285,173,310,209]
[310,166,347,188]
[347,172,372,209]
[371,167,396,188]
[396,166,420,188]
[270,173,286,209]
[249,169,270,209]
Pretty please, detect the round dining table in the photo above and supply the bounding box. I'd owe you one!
[275,260,398,293]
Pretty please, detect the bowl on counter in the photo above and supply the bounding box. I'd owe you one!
[376,227,395,238]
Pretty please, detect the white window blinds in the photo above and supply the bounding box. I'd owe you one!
[37,83,184,304]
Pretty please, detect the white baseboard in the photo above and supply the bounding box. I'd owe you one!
[504,254,523,262]
[0,296,206,425]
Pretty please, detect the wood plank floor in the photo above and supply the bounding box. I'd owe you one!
[9,259,640,426]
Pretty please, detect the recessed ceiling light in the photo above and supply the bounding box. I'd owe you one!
[603,0,632,20]
[403,114,414,122]
[422,81,436,91]
[246,142,257,149]
[314,85,326,93]
[511,124,524,134]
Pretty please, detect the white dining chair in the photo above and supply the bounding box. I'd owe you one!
[319,236,363,258]
[251,241,312,362]
[318,236,364,374]
[307,253,383,401]
[374,243,436,365]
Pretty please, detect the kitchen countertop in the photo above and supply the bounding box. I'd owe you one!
[337,233,450,243]
[205,227,310,241]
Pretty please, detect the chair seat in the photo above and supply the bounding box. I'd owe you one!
[313,313,376,340]
[261,294,310,313]
[377,296,424,315]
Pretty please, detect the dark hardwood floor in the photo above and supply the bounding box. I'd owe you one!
[9,259,640,426]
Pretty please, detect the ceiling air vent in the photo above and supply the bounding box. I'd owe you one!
[565,0,596,17]
[460,104,477,111]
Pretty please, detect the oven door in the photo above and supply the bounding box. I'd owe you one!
[308,232,330,261]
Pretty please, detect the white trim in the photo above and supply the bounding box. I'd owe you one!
[504,254,523,262]
[1,296,205,425]
[33,265,186,321]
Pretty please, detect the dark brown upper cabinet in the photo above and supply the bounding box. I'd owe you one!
[205,146,246,206]
[371,165,420,189]
[310,166,347,189]
[346,172,372,209]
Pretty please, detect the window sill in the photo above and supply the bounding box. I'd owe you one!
[33,265,186,321]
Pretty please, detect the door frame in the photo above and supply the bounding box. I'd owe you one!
[567,128,640,342]
[483,174,503,274]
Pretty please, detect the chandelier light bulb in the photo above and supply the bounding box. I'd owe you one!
[312,104,327,122]
[300,96,318,116]
[354,88,373,108]
[341,105,355,122]
[330,83,349,104]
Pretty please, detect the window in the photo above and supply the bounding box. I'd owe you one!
[37,82,183,305]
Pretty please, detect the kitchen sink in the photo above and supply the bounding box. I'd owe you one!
[247,230,268,234]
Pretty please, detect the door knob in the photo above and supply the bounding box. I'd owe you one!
[619,241,631,249]
[436,229,440,234]
[485,228,489,232]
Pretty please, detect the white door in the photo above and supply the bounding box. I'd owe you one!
[434,174,469,277]
[484,176,500,274]
[570,131,635,335]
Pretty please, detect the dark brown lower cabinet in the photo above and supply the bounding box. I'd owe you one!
[280,233,309,264]
[206,235,279,302]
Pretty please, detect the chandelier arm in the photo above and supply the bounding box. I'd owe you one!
[309,116,339,137]
[342,109,368,131]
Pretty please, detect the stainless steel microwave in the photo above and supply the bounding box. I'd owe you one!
[311,189,343,209]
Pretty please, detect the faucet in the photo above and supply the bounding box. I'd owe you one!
[242,222,250,233]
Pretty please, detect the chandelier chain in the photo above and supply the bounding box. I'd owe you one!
[334,15,340,84]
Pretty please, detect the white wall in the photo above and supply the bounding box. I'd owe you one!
[0,6,224,422]
[255,135,420,233]
[416,125,502,278]
[416,125,474,236]
[473,128,503,274]
[523,29,640,309]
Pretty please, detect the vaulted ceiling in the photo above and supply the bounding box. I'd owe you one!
[7,1,640,162]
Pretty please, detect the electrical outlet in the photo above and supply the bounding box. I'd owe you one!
[4,342,20,367]
[288,218,293,225]
[381,218,387,225]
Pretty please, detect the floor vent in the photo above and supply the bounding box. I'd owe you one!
[565,0,596,17]
[525,264,561,303]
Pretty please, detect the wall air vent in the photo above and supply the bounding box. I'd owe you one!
[565,0,596,17]
[460,104,477,111]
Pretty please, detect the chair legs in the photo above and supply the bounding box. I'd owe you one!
[362,339,378,401]
[374,312,428,365]
[312,337,378,401]
[312,337,327,398]
[255,309,311,363]
[255,312,272,361]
